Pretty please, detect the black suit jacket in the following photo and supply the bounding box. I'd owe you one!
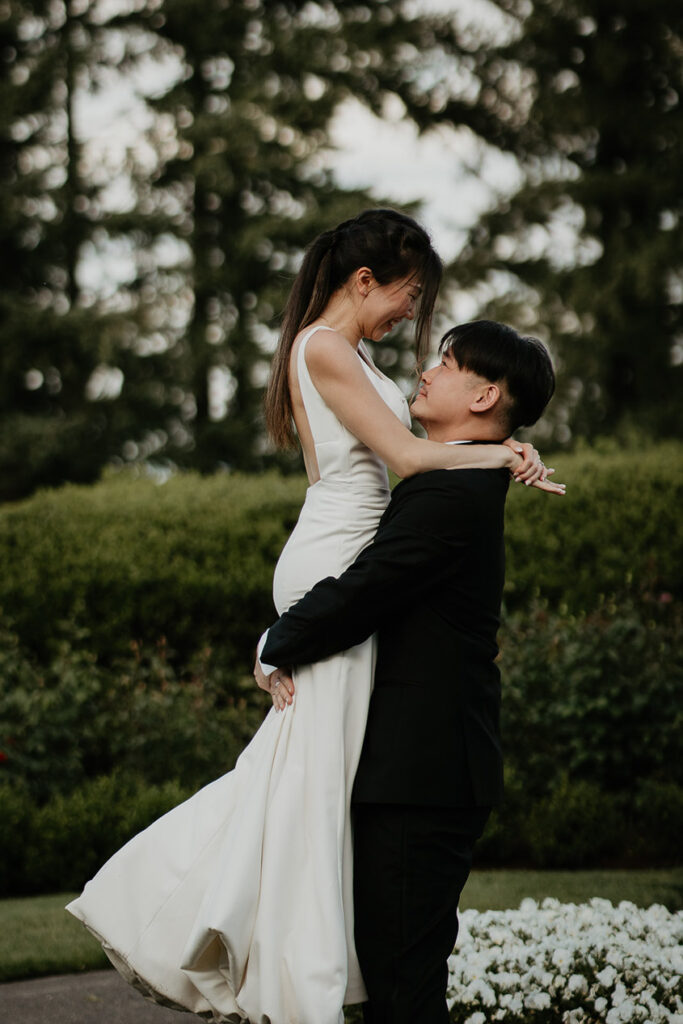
[262,467,509,808]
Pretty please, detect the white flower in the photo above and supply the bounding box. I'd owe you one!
[524,991,551,1011]
[552,947,574,968]
[566,973,588,996]
[613,982,629,1005]
[519,897,538,913]
[563,1010,587,1024]
[606,1002,638,1024]
[462,980,496,1007]
[500,992,524,1014]
[444,899,682,1022]
[464,1014,486,1024]
[487,925,508,946]
[597,964,618,988]
[541,897,562,910]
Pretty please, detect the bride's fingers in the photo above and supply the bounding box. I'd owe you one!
[278,675,294,700]
[271,676,294,710]
[272,689,286,711]
[531,478,566,495]
[515,459,556,485]
[513,451,544,483]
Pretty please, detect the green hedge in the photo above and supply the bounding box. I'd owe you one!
[502,441,682,610]
[0,444,680,666]
[0,774,192,895]
[0,470,307,666]
[475,772,683,870]
[0,617,265,802]
[498,598,682,794]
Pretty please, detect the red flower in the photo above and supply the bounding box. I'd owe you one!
[0,752,7,763]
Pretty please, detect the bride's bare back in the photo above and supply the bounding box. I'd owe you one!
[289,329,322,485]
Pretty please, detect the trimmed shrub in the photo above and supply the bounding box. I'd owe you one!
[498,597,682,796]
[0,780,34,895]
[0,446,680,669]
[27,773,193,893]
[0,470,307,665]
[523,776,625,868]
[2,774,192,896]
[0,619,266,801]
[630,779,683,863]
[502,441,683,611]
[475,777,682,870]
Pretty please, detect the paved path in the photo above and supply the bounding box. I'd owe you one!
[0,970,202,1024]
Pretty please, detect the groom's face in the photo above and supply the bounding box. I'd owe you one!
[410,349,487,432]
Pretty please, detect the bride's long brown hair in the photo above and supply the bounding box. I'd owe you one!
[265,208,443,448]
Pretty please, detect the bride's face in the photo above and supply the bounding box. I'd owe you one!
[357,272,422,342]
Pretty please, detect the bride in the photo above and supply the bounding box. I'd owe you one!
[67,209,554,1024]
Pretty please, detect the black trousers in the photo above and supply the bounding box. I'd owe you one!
[352,802,491,1024]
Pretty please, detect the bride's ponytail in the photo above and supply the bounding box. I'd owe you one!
[265,209,442,449]
[265,229,336,449]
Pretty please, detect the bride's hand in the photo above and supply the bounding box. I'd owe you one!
[254,655,295,710]
[504,439,546,484]
[254,659,295,706]
[253,657,272,693]
[503,439,566,495]
[271,671,295,711]
[529,476,566,496]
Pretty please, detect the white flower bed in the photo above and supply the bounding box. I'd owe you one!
[447,898,683,1023]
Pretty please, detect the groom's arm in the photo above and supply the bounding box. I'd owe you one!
[261,476,479,671]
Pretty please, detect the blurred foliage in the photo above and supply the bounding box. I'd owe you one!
[502,440,682,610]
[453,0,683,444]
[476,771,683,869]
[0,1,174,501]
[0,773,193,895]
[0,469,306,665]
[0,616,265,803]
[499,597,682,795]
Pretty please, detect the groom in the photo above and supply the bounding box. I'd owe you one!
[255,320,557,1022]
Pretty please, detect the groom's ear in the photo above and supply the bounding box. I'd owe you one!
[469,382,501,415]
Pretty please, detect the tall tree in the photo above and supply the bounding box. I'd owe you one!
[141,0,487,472]
[449,0,683,443]
[0,0,173,500]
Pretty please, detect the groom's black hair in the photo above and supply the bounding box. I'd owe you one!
[439,320,555,433]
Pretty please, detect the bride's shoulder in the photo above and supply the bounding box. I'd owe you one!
[300,328,363,383]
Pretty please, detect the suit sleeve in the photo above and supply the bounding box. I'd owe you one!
[261,479,476,669]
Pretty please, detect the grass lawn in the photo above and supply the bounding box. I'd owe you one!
[2,869,681,985]
[459,867,683,912]
[0,894,108,983]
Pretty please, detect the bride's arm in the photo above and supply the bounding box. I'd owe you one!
[304,331,546,483]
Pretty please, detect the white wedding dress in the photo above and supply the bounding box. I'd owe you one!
[67,326,411,1024]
